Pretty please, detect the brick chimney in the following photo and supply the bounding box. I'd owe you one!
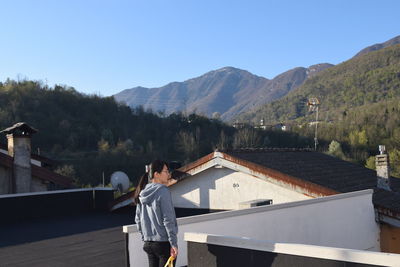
[376,145,391,191]
[0,122,38,193]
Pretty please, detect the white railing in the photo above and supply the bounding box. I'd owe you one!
[123,189,380,267]
[185,232,400,267]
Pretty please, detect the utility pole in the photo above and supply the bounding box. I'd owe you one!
[307,98,320,151]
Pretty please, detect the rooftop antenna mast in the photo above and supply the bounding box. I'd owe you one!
[307,97,320,151]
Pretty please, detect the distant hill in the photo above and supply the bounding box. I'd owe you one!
[114,67,268,120]
[0,80,235,185]
[354,35,400,58]
[238,43,400,124]
[114,64,332,121]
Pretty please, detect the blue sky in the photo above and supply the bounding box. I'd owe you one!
[1,0,399,96]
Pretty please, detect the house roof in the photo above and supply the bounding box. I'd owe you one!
[173,149,400,222]
[373,188,400,218]
[0,142,55,166]
[173,149,378,195]
[223,148,378,194]
[112,148,400,220]
[0,152,73,188]
[0,151,13,168]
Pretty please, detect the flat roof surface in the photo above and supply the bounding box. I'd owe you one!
[0,209,133,267]
[0,226,125,267]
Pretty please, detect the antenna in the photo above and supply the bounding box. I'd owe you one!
[110,171,130,193]
[307,98,320,151]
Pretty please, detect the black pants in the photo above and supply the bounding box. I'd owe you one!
[143,241,175,267]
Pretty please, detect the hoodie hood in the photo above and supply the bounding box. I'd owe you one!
[139,183,166,204]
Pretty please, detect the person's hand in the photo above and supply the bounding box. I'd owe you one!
[170,246,178,258]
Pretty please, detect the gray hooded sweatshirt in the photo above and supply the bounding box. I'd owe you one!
[135,183,178,248]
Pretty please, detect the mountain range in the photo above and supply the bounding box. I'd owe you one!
[114,35,400,122]
[239,41,400,125]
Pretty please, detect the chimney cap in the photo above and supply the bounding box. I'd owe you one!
[379,145,386,155]
[0,122,38,136]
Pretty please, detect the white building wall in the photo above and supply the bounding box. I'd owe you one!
[170,167,311,210]
[124,190,380,267]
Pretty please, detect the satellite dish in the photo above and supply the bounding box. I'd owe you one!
[110,171,130,193]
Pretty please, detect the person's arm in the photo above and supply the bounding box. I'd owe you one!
[160,187,178,250]
[134,203,143,240]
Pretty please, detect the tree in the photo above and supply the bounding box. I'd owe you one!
[176,130,198,162]
[349,130,368,147]
[98,138,110,153]
[55,164,76,180]
[216,130,229,151]
[365,156,376,170]
[233,128,262,148]
[389,149,400,178]
[328,140,345,159]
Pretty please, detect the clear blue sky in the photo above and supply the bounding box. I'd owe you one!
[1,0,399,96]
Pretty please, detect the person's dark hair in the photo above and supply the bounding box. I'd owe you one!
[133,159,168,204]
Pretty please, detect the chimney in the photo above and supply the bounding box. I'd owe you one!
[376,145,391,191]
[0,122,38,193]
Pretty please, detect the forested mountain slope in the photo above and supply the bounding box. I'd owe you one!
[239,44,400,124]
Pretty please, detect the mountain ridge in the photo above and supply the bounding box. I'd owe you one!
[238,43,400,124]
[114,64,332,120]
[354,35,400,58]
[114,35,400,121]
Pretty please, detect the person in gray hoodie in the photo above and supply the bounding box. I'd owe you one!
[134,160,178,267]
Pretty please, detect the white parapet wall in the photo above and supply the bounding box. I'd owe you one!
[185,232,400,267]
[123,189,380,267]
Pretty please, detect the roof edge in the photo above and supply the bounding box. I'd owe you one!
[172,151,339,197]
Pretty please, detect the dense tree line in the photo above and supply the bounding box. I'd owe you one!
[292,98,400,177]
[0,79,309,186]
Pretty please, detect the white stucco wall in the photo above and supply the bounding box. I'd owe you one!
[124,190,380,267]
[170,167,311,210]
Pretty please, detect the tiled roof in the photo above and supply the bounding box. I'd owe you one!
[0,142,55,166]
[0,151,13,168]
[225,149,400,216]
[0,152,73,188]
[225,149,378,193]
[373,188,400,214]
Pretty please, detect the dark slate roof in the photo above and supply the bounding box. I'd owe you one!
[226,149,378,193]
[224,149,400,215]
[373,188,400,214]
